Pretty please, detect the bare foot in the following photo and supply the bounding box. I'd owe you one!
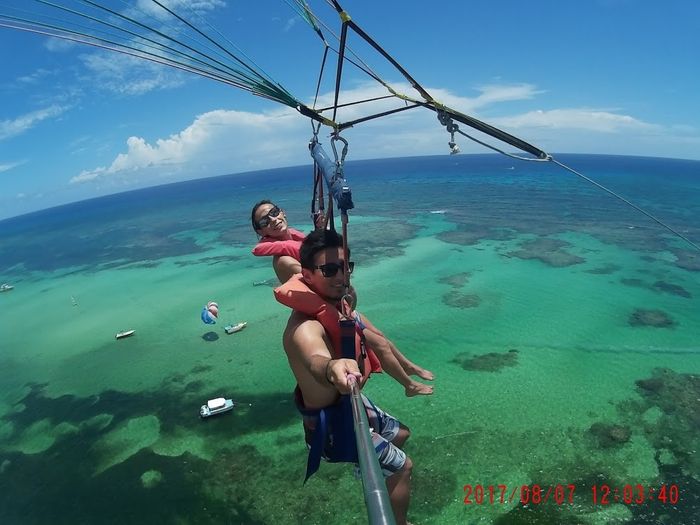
[405,381,433,397]
[405,364,434,381]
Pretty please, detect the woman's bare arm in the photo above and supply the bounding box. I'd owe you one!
[273,255,302,283]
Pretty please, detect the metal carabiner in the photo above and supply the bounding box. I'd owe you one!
[438,111,460,154]
[331,133,349,168]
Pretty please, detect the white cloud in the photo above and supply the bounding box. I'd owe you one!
[0,161,25,173]
[79,52,187,96]
[669,124,698,134]
[134,0,225,19]
[310,81,543,123]
[491,108,660,133]
[16,69,53,85]
[70,106,304,184]
[472,83,544,106]
[0,105,69,140]
[68,82,457,185]
[45,38,76,53]
[71,166,106,184]
[42,0,228,98]
[67,82,700,187]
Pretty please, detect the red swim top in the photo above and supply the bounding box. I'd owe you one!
[252,228,306,260]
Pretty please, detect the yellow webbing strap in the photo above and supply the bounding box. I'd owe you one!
[339,10,352,23]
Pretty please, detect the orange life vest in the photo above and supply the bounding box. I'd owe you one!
[274,274,382,376]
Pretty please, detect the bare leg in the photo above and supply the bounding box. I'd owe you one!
[392,424,411,448]
[387,425,413,525]
[386,456,413,525]
[358,313,435,383]
[363,329,432,396]
[387,339,434,381]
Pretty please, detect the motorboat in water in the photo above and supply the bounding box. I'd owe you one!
[0,283,14,292]
[200,397,234,418]
[224,322,247,334]
[115,329,136,340]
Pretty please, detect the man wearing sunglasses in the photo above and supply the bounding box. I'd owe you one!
[251,199,434,397]
[282,229,415,525]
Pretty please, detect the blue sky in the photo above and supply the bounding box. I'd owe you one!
[1,0,699,220]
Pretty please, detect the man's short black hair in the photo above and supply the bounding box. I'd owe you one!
[251,199,275,231]
[299,229,344,269]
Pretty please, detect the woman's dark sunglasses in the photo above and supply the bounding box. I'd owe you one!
[313,261,354,278]
[257,206,281,228]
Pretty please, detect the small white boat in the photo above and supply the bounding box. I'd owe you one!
[115,329,136,340]
[224,322,247,334]
[200,397,234,418]
[0,283,14,292]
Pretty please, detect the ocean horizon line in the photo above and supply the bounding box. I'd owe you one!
[2,151,699,224]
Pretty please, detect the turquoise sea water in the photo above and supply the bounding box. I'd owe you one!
[0,154,698,524]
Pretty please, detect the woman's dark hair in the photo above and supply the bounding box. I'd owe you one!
[250,199,276,231]
[299,229,345,269]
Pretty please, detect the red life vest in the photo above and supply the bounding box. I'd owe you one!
[275,274,382,375]
[252,228,306,260]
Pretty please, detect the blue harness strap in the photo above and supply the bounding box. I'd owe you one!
[298,317,362,482]
[298,396,358,483]
[353,311,367,331]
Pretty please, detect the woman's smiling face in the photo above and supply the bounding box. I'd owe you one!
[254,203,288,238]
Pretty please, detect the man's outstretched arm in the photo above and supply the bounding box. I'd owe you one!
[284,316,362,400]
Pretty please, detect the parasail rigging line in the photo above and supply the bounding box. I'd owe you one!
[337,103,423,130]
[0,0,329,120]
[65,0,295,101]
[314,94,397,113]
[148,0,296,104]
[37,0,248,83]
[290,0,388,86]
[550,158,700,252]
[1,0,697,252]
[0,9,267,94]
[158,0,292,96]
[309,0,699,253]
[330,12,349,125]
[0,19,281,100]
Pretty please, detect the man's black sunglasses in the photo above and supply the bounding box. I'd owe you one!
[257,206,281,228]
[313,261,354,278]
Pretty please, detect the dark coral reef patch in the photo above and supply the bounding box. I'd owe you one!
[452,349,519,372]
[585,263,621,275]
[507,237,585,268]
[628,308,676,328]
[587,422,632,448]
[437,224,517,246]
[630,368,700,506]
[438,272,471,287]
[635,368,700,431]
[442,291,481,309]
[671,248,700,272]
[620,278,691,298]
[653,280,691,298]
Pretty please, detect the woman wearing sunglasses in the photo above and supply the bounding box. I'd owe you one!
[250,200,305,282]
[251,200,434,397]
